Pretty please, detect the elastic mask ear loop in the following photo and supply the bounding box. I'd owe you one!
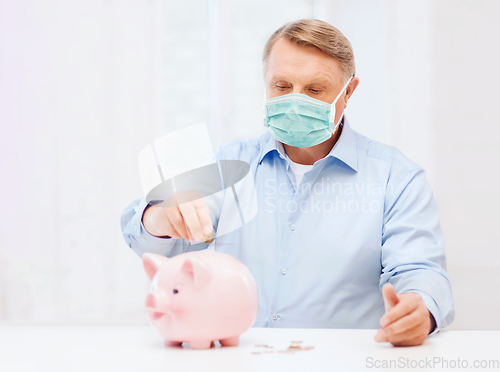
[329,75,353,127]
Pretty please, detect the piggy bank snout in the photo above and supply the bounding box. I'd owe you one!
[145,291,171,322]
[145,292,157,309]
[145,292,169,311]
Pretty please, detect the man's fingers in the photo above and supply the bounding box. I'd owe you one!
[382,283,399,311]
[175,191,212,242]
[166,206,189,240]
[382,309,421,339]
[380,296,419,327]
[391,334,427,347]
[386,324,426,346]
[192,198,213,239]
[177,201,204,241]
[374,318,422,344]
[375,292,430,346]
[163,219,181,239]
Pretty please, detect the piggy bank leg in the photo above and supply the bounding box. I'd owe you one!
[188,340,212,349]
[220,336,239,347]
[164,340,183,347]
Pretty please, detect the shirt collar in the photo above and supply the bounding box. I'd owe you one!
[258,116,358,172]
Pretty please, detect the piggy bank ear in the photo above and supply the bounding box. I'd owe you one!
[181,258,212,289]
[142,253,169,281]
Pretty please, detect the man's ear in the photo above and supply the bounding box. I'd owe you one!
[344,76,360,106]
[142,253,169,281]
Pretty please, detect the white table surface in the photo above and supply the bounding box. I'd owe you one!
[0,326,498,372]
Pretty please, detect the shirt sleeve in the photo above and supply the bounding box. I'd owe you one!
[379,165,455,334]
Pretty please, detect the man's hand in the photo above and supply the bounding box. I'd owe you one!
[142,191,213,243]
[374,283,435,346]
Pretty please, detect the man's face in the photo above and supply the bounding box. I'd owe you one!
[265,37,352,127]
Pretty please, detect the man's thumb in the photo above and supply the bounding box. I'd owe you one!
[382,283,399,311]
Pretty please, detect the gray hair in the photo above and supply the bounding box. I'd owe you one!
[262,19,356,82]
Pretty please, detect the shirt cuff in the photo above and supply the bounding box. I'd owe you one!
[407,289,440,336]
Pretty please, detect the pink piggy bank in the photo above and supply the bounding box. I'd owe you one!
[142,250,258,349]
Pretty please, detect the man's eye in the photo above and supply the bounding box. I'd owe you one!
[277,85,289,90]
[310,89,321,94]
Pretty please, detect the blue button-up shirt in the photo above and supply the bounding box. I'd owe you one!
[121,117,455,332]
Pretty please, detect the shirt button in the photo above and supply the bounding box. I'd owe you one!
[281,268,287,275]
[272,314,278,320]
[290,224,296,231]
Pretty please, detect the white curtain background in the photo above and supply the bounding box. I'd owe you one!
[0,0,499,329]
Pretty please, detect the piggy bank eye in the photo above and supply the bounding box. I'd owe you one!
[173,289,179,294]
